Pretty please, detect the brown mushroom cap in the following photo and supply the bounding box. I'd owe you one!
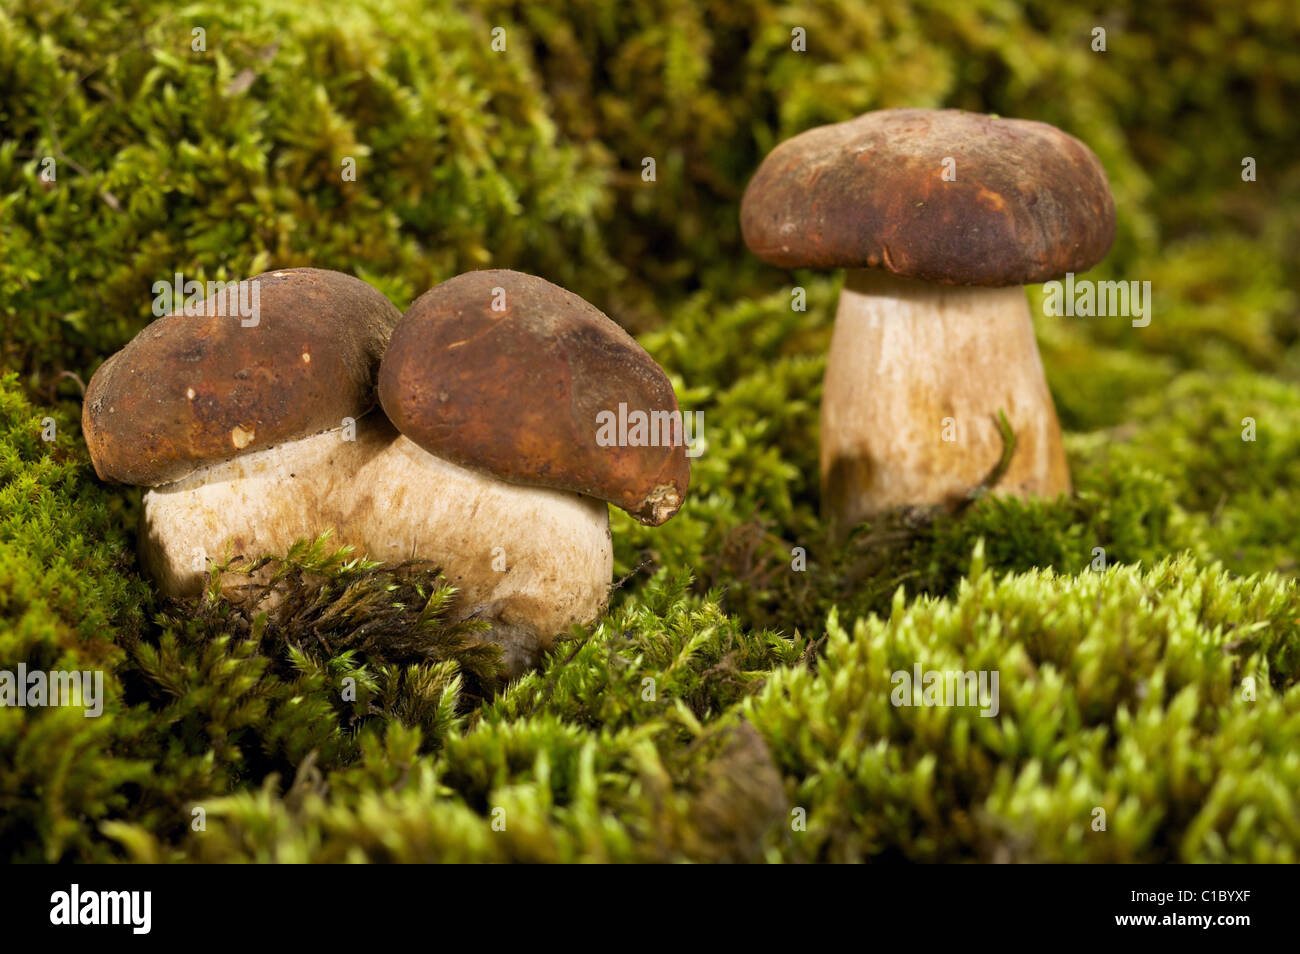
[377,269,691,526]
[740,108,1116,286]
[83,268,400,485]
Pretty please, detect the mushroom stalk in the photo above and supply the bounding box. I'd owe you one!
[821,268,1070,538]
[141,413,613,676]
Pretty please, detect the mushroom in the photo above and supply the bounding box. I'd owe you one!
[375,268,691,674]
[740,108,1116,538]
[82,267,402,594]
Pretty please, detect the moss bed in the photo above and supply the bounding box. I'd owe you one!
[1,0,1298,862]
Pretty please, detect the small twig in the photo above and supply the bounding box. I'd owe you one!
[558,635,592,667]
[531,633,594,710]
[609,559,652,594]
[57,370,87,397]
[42,119,122,212]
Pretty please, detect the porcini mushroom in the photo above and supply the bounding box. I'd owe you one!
[740,108,1116,538]
[375,268,691,673]
[82,267,402,595]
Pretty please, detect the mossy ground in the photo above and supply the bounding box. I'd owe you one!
[2,0,1299,862]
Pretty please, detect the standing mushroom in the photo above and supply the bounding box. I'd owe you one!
[740,108,1116,538]
[82,267,402,594]
[375,268,691,674]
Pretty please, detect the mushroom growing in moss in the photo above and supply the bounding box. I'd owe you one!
[741,108,1116,538]
[375,268,691,674]
[82,267,402,595]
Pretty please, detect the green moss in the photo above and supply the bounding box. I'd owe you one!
[0,0,615,381]
[1073,373,1300,575]
[747,549,1300,862]
[0,372,151,861]
[7,0,1299,383]
[100,553,1300,863]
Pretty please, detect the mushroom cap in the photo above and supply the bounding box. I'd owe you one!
[83,268,401,485]
[740,108,1116,286]
[378,269,691,526]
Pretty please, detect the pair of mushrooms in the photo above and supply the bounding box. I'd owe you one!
[742,108,1117,537]
[83,268,691,676]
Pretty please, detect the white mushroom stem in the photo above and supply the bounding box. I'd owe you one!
[141,414,613,676]
[821,268,1070,539]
